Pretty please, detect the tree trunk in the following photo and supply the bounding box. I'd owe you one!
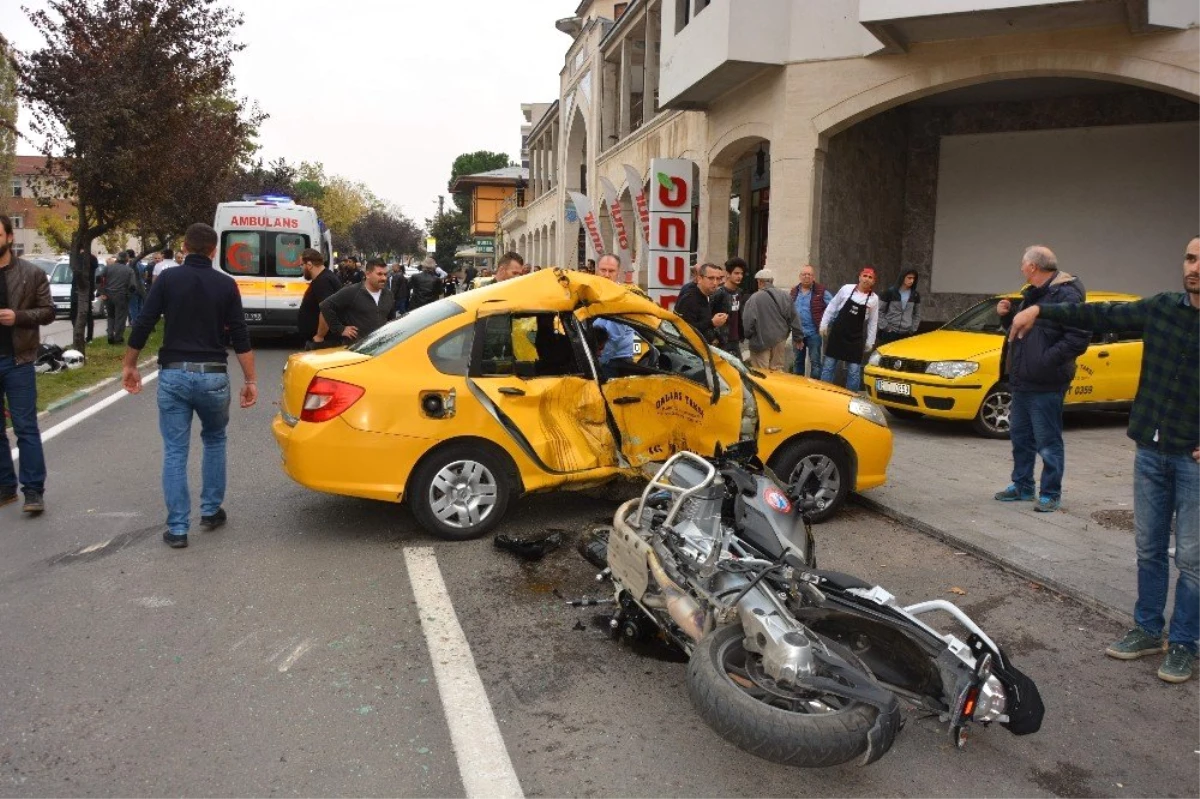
[70,225,96,353]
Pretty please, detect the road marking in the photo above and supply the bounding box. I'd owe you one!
[277,638,314,673]
[10,371,159,463]
[404,546,523,799]
[78,539,113,555]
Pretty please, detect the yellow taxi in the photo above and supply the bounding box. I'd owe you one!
[272,269,893,540]
[864,291,1142,438]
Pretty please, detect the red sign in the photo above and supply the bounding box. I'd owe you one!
[647,159,693,311]
[229,215,300,229]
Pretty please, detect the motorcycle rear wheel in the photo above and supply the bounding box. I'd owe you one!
[687,624,901,768]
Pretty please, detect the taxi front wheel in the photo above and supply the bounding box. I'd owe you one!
[410,444,514,540]
[972,383,1012,439]
[769,439,850,524]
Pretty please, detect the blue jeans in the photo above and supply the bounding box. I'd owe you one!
[0,357,46,494]
[129,293,143,326]
[1009,390,1065,500]
[792,333,823,378]
[820,358,863,392]
[1133,446,1199,654]
[157,369,230,534]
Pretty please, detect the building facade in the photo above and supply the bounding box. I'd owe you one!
[501,0,1199,319]
[7,155,75,257]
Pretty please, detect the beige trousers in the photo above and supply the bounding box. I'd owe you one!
[747,339,792,371]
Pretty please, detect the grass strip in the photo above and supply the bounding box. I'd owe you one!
[35,327,164,412]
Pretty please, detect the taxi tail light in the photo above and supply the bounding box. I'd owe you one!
[300,377,364,423]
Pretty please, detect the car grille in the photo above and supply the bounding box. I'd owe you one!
[878,357,929,374]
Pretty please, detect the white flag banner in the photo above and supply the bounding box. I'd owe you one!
[567,190,605,261]
[598,176,631,274]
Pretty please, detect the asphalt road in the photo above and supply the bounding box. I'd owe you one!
[1,343,1196,798]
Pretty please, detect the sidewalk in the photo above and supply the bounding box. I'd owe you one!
[855,412,1141,623]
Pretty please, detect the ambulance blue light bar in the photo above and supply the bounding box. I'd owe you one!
[242,194,295,205]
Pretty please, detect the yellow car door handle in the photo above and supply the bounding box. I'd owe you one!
[272,283,287,289]
[1097,351,1110,358]
[498,387,525,396]
[612,396,640,405]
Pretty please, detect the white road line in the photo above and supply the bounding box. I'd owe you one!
[277,638,314,673]
[9,371,159,463]
[404,547,523,799]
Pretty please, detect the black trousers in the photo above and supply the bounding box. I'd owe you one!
[106,295,129,342]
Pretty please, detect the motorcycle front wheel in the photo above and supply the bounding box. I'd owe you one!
[687,624,901,768]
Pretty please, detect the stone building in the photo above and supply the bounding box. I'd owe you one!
[501,0,1198,319]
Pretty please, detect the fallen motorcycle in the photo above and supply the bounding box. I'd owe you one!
[596,446,1043,767]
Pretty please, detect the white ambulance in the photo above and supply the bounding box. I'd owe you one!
[213,196,334,333]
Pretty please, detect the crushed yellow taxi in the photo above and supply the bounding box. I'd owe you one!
[864,291,1142,437]
[273,269,893,539]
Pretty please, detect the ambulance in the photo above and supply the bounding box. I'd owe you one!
[213,196,334,333]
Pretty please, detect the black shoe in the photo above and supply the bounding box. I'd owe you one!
[22,491,44,514]
[163,531,188,548]
[199,508,227,531]
[0,487,16,508]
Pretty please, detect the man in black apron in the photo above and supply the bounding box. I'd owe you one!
[819,266,880,391]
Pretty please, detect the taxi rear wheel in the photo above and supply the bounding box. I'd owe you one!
[973,383,1012,439]
[769,439,850,524]
[410,444,513,540]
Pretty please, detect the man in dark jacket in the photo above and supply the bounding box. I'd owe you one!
[100,252,146,345]
[713,257,747,357]
[0,214,55,514]
[387,263,408,317]
[878,268,921,344]
[407,257,444,311]
[995,245,1089,512]
[296,248,341,344]
[674,262,728,346]
[315,258,393,346]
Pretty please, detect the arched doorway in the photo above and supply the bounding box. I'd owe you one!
[708,134,771,276]
[565,101,589,269]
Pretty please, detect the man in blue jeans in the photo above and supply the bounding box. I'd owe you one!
[0,214,55,514]
[790,264,832,378]
[995,246,1088,513]
[122,223,257,549]
[1010,236,1200,683]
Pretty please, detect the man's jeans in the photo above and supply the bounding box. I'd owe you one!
[1009,390,1065,501]
[792,333,823,378]
[820,358,864,392]
[128,292,143,326]
[1134,446,1199,654]
[0,357,46,494]
[157,369,230,533]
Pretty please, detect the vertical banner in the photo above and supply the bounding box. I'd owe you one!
[598,176,631,274]
[622,163,650,270]
[567,190,605,262]
[647,158,694,311]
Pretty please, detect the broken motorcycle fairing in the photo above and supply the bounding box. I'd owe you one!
[602,448,1043,768]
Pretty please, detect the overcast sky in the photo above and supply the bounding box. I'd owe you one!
[2,0,570,225]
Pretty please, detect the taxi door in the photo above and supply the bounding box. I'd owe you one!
[467,310,618,476]
[583,312,744,468]
[1079,331,1142,403]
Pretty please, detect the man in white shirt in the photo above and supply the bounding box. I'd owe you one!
[152,248,179,284]
[819,266,880,391]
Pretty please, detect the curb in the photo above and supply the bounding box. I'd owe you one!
[851,492,1135,627]
[37,356,159,421]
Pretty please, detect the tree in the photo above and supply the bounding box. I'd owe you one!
[16,0,254,351]
[36,210,74,251]
[0,35,15,216]
[425,207,469,272]
[350,207,422,259]
[318,175,375,254]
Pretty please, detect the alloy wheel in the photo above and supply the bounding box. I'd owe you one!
[788,454,841,511]
[427,459,499,529]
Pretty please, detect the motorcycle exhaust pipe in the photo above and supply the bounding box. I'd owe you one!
[645,549,707,641]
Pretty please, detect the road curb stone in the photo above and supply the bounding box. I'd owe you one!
[37,356,158,421]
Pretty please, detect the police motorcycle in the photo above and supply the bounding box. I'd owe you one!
[597,443,1043,767]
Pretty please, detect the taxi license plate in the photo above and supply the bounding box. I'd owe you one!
[245,312,263,322]
[876,379,911,396]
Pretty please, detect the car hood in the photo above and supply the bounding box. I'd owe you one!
[875,330,1002,363]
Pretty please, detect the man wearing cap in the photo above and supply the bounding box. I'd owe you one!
[408,257,445,310]
[819,267,880,392]
[742,268,802,371]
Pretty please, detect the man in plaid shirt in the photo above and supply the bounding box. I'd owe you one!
[1010,236,1200,683]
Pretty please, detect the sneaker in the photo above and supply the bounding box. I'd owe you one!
[1105,627,1165,660]
[0,486,16,508]
[1034,496,1061,513]
[199,508,227,531]
[994,484,1034,502]
[1157,644,1196,684]
[163,531,188,549]
[22,491,44,514]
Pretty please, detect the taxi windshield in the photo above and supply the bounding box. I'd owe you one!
[942,298,1006,334]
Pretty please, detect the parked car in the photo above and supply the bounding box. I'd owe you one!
[273,269,894,540]
[47,261,73,318]
[864,291,1142,438]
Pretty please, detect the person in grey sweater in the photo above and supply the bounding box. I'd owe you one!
[101,252,147,345]
[742,269,803,371]
[878,268,921,344]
